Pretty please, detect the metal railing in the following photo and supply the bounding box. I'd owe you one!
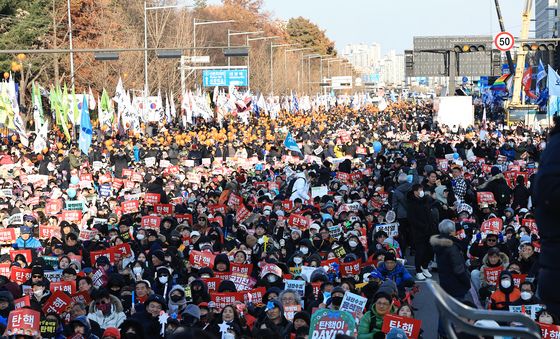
[427,280,541,339]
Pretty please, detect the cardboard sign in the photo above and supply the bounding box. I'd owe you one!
[201,277,222,292]
[481,217,503,235]
[121,200,140,214]
[154,203,173,215]
[189,250,215,269]
[288,213,311,230]
[308,309,356,339]
[382,314,422,339]
[0,228,16,244]
[10,249,32,264]
[340,291,368,315]
[144,193,161,205]
[42,290,73,314]
[39,225,62,240]
[539,323,560,339]
[235,204,251,223]
[375,223,399,238]
[61,210,82,222]
[5,308,41,337]
[141,216,162,230]
[339,259,361,278]
[10,267,32,285]
[285,279,306,297]
[13,295,30,309]
[477,192,496,205]
[50,280,76,295]
[483,266,503,286]
[230,263,253,277]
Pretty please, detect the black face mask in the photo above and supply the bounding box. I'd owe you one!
[331,296,343,306]
[170,295,183,302]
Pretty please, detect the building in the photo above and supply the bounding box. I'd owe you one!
[535,0,558,38]
[380,50,405,86]
[342,43,381,75]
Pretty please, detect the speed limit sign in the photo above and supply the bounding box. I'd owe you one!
[494,32,515,51]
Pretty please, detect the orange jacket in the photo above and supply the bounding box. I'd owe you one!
[489,287,521,310]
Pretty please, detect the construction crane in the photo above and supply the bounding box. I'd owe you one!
[494,0,539,124]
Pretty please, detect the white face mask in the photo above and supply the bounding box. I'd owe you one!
[520,291,532,300]
[293,257,303,265]
[133,267,143,275]
[349,241,358,248]
[501,279,511,289]
[33,289,44,298]
[418,191,425,198]
[136,234,145,240]
[267,275,278,283]
[300,247,309,255]
[159,276,169,284]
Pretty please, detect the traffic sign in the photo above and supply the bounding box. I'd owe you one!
[202,69,248,87]
[494,32,515,52]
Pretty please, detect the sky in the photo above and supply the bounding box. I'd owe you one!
[207,0,532,55]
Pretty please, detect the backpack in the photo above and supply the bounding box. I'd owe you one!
[285,176,306,198]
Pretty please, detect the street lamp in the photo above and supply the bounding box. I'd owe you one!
[285,47,311,94]
[228,30,264,67]
[67,0,74,89]
[246,36,279,89]
[144,1,191,96]
[303,54,321,94]
[326,58,344,78]
[270,43,298,94]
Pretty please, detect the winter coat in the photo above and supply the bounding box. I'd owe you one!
[357,305,395,339]
[391,182,412,219]
[110,153,130,179]
[376,261,414,292]
[430,234,471,298]
[87,294,127,330]
[288,173,310,202]
[478,174,512,208]
[167,285,187,317]
[480,252,509,288]
[14,236,42,249]
[252,315,292,339]
[69,316,100,339]
[512,184,530,210]
[407,193,436,243]
[131,311,163,339]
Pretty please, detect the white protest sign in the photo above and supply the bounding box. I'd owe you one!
[145,157,156,167]
[314,146,324,155]
[375,222,399,238]
[311,186,329,198]
[159,160,171,168]
[340,291,367,315]
[8,213,24,225]
[285,279,306,297]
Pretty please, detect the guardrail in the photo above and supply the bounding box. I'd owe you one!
[427,280,541,339]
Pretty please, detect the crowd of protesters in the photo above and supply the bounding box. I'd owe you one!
[0,100,557,339]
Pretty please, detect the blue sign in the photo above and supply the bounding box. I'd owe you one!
[479,76,489,88]
[502,64,516,75]
[202,69,248,87]
[462,76,468,83]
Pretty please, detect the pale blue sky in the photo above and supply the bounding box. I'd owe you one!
[207,0,531,54]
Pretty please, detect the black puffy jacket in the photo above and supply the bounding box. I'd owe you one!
[430,234,471,298]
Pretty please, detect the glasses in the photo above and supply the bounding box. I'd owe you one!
[376,301,391,307]
[95,301,108,306]
[32,275,42,278]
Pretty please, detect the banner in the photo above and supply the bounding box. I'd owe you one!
[539,323,560,339]
[375,223,399,237]
[211,292,245,309]
[481,217,503,235]
[0,228,15,244]
[308,309,356,339]
[339,291,368,315]
[42,291,73,314]
[382,314,422,338]
[5,308,41,337]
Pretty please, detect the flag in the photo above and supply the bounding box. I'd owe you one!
[291,92,299,113]
[100,88,113,130]
[548,65,560,97]
[491,73,510,91]
[88,86,96,110]
[283,132,302,154]
[31,83,43,134]
[170,92,176,120]
[522,66,537,99]
[78,94,92,155]
[165,94,171,124]
[59,84,71,142]
[537,59,547,85]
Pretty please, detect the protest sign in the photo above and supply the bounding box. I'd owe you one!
[65,200,84,211]
[61,210,82,223]
[477,192,496,205]
[480,218,503,235]
[189,250,215,268]
[285,279,306,297]
[0,228,15,244]
[483,267,503,286]
[40,320,58,338]
[42,291,72,314]
[539,323,560,339]
[154,203,173,215]
[308,309,356,339]
[339,260,361,278]
[288,214,311,230]
[211,292,245,309]
[78,229,99,241]
[144,193,161,205]
[10,267,31,284]
[382,314,422,338]
[375,223,399,237]
[39,225,61,240]
[284,305,302,321]
[230,263,253,277]
[10,249,32,263]
[13,295,30,309]
[5,308,41,337]
[311,186,329,198]
[141,215,162,230]
[50,281,76,295]
[339,291,368,315]
[121,200,140,214]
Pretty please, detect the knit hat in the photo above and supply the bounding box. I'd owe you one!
[398,173,408,184]
[183,304,201,320]
[386,327,408,339]
[102,327,121,339]
[31,266,44,276]
[293,311,310,326]
[491,166,501,176]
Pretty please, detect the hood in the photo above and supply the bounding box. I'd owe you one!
[88,294,124,314]
[213,253,231,272]
[0,291,14,305]
[71,316,92,337]
[434,185,447,204]
[218,280,237,293]
[430,234,455,255]
[482,252,510,267]
[396,182,412,193]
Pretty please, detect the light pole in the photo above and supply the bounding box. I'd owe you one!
[303,54,321,94]
[144,1,191,96]
[246,36,279,89]
[326,58,343,78]
[228,30,263,68]
[270,43,297,94]
[284,47,311,94]
[67,0,74,89]
[192,18,235,87]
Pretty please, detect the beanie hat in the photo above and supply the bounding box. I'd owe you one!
[31,266,44,276]
[102,327,121,339]
[183,304,201,320]
[293,311,310,325]
[491,166,501,176]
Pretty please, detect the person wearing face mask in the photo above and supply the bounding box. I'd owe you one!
[167,285,188,317]
[30,280,52,312]
[87,289,127,330]
[153,267,173,301]
[489,270,521,310]
[513,281,540,305]
[407,184,437,280]
[344,234,367,262]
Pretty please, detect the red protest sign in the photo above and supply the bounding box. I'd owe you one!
[437,159,449,172]
[26,196,40,207]
[121,200,139,214]
[176,214,193,225]
[144,193,161,205]
[0,228,15,244]
[10,267,31,285]
[483,266,503,286]
[13,295,30,309]
[235,204,251,223]
[71,290,92,305]
[211,292,245,309]
[42,291,72,314]
[131,172,143,182]
[80,173,93,182]
[230,263,253,277]
[339,259,361,278]
[154,203,173,216]
[111,243,132,259]
[227,193,242,208]
[208,204,227,215]
[61,210,82,222]
[522,219,538,235]
[163,165,180,176]
[288,213,311,230]
[10,249,32,264]
[481,217,503,235]
[5,308,41,337]
[90,249,115,266]
[356,147,367,155]
[336,172,351,183]
[243,287,266,305]
[189,250,215,269]
[512,273,527,288]
[477,192,496,205]
[281,200,293,211]
[539,322,560,339]
[141,215,161,230]
[122,169,133,178]
[50,281,76,295]
[0,263,10,277]
[382,314,422,339]
[201,277,222,292]
[39,225,62,240]
[45,199,63,215]
[111,178,123,190]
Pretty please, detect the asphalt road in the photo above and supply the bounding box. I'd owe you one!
[406,263,439,338]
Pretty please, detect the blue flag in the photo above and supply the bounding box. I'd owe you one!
[283,132,302,154]
[537,59,547,84]
[547,65,560,97]
[78,94,92,155]
[291,93,299,113]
